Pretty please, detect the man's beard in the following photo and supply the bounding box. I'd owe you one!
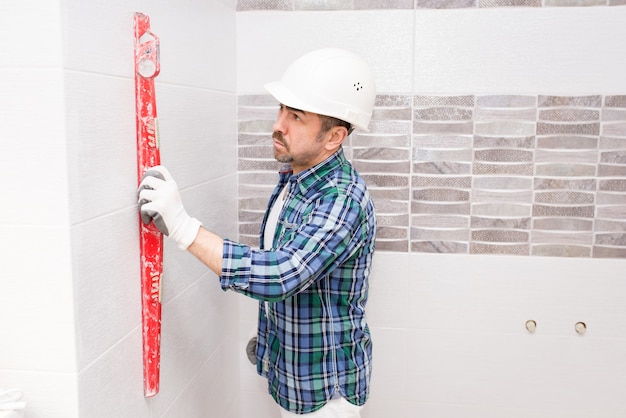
[273,131,293,163]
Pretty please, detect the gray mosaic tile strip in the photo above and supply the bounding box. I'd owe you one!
[535,149,597,163]
[603,122,626,136]
[539,95,602,107]
[472,202,532,217]
[593,246,626,258]
[471,216,531,229]
[602,109,626,121]
[474,149,533,162]
[475,121,536,136]
[354,0,415,9]
[237,0,622,9]
[537,122,600,136]
[473,176,532,190]
[413,161,472,175]
[597,219,626,230]
[412,202,471,215]
[532,231,593,245]
[534,178,597,191]
[470,243,530,255]
[539,109,600,122]
[533,245,591,257]
[414,241,468,254]
[294,0,352,10]
[479,0,541,7]
[236,93,626,258]
[415,95,475,107]
[473,163,534,175]
[535,163,596,176]
[544,0,607,5]
[475,108,537,121]
[412,214,469,228]
[535,191,594,204]
[532,204,595,217]
[605,95,626,107]
[416,0,477,8]
[472,190,532,203]
[537,136,597,149]
[599,179,626,192]
[412,228,470,241]
[476,95,537,107]
[534,218,593,231]
[237,0,292,11]
[472,229,529,243]
[474,135,535,148]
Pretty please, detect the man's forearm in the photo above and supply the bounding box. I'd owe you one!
[187,227,224,277]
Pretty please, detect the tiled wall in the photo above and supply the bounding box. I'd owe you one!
[238,94,626,258]
[237,0,626,10]
[2,1,240,417]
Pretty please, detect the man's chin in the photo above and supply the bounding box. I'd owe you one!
[274,154,293,163]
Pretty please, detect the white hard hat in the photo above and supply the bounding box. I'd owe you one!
[264,48,376,132]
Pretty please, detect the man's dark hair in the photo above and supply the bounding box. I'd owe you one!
[318,115,353,138]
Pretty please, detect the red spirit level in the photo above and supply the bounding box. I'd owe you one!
[134,11,162,398]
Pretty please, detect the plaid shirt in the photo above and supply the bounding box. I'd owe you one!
[220,149,376,414]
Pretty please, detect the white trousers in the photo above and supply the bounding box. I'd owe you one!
[279,398,362,418]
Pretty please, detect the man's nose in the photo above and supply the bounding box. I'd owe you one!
[273,109,287,134]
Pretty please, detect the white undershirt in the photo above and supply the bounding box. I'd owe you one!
[263,185,287,316]
[264,185,287,250]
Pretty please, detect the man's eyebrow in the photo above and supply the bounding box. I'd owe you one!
[283,104,306,115]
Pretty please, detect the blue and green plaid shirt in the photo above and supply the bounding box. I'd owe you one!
[220,149,376,414]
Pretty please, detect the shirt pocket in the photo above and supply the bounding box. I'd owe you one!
[276,219,299,245]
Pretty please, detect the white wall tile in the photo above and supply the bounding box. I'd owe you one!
[159,336,239,418]
[414,8,626,94]
[239,389,280,418]
[0,69,69,225]
[77,329,149,418]
[71,207,141,369]
[361,397,407,418]
[156,87,237,187]
[61,1,138,77]
[0,226,76,373]
[140,1,237,91]
[236,10,414,94]
[368,327,407,401]
[405,329,626,416]
[0,369,79,418]
[368,252,411,329]
[151,276,238,414]
[65,72,137,223]
[0,1,63,68]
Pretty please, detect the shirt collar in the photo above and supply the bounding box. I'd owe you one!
[284,149,346,195]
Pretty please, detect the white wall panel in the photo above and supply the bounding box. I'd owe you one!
[414,8,626,94]
[0,70,69,225]
[236,10,414,94]
[141,1,237,91]
[65,72,137,223]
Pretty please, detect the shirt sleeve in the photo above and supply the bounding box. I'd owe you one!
[219,192,364,302]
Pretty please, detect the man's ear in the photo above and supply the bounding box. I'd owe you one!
[325,126,349,151]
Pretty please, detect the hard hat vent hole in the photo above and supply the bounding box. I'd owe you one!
[354,82,363,91]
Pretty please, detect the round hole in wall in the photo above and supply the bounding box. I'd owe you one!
[525,319,537,333]
[575,322,587,335]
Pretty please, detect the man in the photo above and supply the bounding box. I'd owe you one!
[138,48,377,417]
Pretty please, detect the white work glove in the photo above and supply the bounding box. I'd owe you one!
[138,165,201,250]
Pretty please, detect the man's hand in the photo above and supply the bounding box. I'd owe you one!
[138,165,201,250]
